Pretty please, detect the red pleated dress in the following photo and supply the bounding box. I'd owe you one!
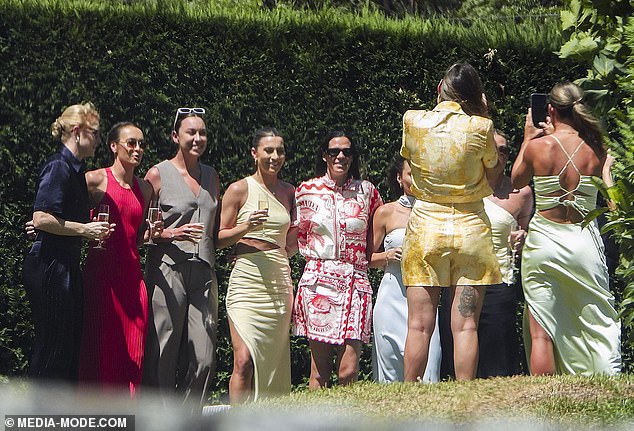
[80,168,148,395]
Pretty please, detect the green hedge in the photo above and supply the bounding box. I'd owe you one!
[1,0,598,400]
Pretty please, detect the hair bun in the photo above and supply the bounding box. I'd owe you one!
[51,118,63,139]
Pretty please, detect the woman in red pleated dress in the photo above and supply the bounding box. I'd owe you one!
[79,122,158,395]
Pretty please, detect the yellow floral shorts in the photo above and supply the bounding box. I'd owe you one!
[402,200,501,287]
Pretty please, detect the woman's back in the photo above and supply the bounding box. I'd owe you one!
[529,132,604,223]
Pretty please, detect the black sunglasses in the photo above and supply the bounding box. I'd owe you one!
[325,147,354,158]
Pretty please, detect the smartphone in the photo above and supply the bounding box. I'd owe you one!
[530,93,548,127]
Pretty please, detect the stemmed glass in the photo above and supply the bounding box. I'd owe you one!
[94,204,109,249]
[508,220,520,283]
[258,194,269,230]
[145,202,162,246]
[188,207,204,262]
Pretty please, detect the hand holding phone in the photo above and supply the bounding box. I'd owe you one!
[530,93,548,127]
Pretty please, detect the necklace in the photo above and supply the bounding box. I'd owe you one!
[398,194,415,208]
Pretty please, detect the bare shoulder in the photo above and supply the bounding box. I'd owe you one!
[374,201,399,219]
[224,177,248,199]
[145,165,161,183]
[85,168,106,188]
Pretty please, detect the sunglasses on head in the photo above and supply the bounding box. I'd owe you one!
[117,138,146,151]
[173,107,205,131]
[325,147,354,158]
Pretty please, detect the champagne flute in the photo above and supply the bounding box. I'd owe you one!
[258,194,269,214]
[94,204,109,249]
[146,203,162,245]
[257,194,269,230]
[188,207,204,261]
[508,220,520,283]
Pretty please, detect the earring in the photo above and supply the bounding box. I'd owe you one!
[76,134,80,144]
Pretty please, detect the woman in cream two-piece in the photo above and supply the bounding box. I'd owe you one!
[218,128,297,403]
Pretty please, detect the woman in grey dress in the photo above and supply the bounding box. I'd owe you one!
[143,108,226,408]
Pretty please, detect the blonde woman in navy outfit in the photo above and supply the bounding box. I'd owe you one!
[23,103,110,382]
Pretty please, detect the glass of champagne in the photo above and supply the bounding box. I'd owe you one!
[188,208,204,261]
[146,203,162,245]
[188,224,204,261]
[94,204,109,249]
[258,194,269,214]
[508,220,520,283]
[257,194,269,230]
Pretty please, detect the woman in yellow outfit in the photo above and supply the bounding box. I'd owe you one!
[401,63,501,381]
[218,128,297,403]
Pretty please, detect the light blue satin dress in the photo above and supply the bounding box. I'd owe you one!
[372,228,442,382]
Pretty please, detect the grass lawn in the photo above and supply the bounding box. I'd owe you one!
[247,375,634,428]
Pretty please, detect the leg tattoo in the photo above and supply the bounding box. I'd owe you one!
[457,287,477,317]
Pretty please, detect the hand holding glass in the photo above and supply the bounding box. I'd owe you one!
[94,204,109,249]
[188,223,205,261]
[146,204,162,245]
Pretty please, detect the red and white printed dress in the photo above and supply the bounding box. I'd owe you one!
[292,175,382,344]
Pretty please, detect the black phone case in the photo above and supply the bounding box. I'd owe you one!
[531,93,548,127]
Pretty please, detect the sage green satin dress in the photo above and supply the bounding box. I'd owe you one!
[522,171,621,375]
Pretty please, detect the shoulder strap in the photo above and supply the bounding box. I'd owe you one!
[550,135,585,177]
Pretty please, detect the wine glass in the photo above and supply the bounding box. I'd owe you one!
[188,208,204,262]
[146,203,162,245]
[507,220,520,283]
[94,204,109,249]
[258,194,269,214]
[257,194,269,230]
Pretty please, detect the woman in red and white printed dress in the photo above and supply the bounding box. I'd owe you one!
[293,130,382,389]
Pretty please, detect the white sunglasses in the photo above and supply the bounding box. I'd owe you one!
[173,107,205,131]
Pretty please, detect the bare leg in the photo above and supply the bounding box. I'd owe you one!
[451,285,485,380]
[308,340,335,389]
[228,317,254,404]
[334,340,362,385]
[527,309,555,375]
[403,286,441,382]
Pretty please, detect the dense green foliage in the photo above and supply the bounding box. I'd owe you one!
[558,0,634,358]
[0,0,602,401]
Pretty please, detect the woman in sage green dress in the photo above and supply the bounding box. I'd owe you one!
[512,82,620,376]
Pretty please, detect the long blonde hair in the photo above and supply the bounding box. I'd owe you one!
[549,82,604,154]
[50,102,99,142]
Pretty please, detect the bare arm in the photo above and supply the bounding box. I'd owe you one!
[137,178,160,246]
[516,185,534,231]
[512,109,542,189]
[216,179,267,248]
[368,205,389,269]
[33,211,108,241]
[285,185,299,256]
[602,153,615,188]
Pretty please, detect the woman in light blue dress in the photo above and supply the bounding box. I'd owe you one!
[512,82,620,376]
[370,156,441,383]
